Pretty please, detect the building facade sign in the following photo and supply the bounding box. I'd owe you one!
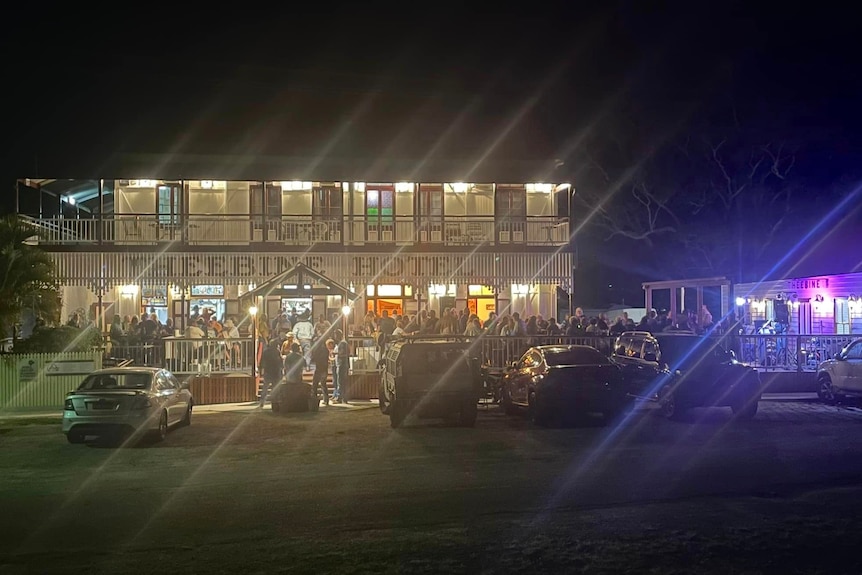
[51,252,573,288]
[787,277,830,291]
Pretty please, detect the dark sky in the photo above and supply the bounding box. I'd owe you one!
[4,3,860,300]
[6,2,861,181]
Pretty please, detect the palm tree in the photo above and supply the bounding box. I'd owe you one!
[0,215,60,340]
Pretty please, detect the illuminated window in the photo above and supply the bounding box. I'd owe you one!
[468,285,495,296]
[377,285,402,297]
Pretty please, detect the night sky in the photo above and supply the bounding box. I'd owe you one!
[5,3,861,303]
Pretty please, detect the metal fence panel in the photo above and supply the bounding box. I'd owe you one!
[1,352,103,411]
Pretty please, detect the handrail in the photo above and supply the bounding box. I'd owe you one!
[24,214,570,247]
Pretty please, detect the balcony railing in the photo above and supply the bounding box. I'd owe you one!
[21,214,570,247]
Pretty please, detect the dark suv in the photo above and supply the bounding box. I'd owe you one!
[611,331,762,420]
[379,338,483,428]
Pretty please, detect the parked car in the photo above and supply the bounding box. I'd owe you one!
[62,367,194,444]
[817,337,862,403]
[611,331,762,420]
[500,344,628,425]
[379,338,483,428]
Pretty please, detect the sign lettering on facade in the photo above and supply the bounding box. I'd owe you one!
[57,252,571,286]
[788,277,830,290]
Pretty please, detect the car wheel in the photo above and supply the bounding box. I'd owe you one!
[501,389,518,416]
[152,410,168,442]
[660,386,684,421]
[178,403,193,427]
[459,399,478,427]
[378,386,390,415]
[528,392,549,426]
[66,429,85,444]
[390,400,406,428]
[732,396,759,419]
[818,376,843,404]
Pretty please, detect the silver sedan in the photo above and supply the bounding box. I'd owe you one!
[62,367,194,444]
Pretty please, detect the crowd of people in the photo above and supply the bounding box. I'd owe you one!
[349,303,720,343]
[255,309,349,409]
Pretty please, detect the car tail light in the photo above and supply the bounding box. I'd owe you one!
[64,399,74,411]
[131,395,152,410]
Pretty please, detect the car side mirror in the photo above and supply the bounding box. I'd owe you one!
[508,361,518,369]
[643,352,657,362]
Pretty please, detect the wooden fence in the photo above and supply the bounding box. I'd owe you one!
[0,352,103,411]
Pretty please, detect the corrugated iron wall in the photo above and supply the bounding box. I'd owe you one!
[0,352,102,411]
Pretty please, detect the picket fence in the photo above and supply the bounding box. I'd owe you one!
[0,352,102,412]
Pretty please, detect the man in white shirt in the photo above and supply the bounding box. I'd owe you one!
[292,314,315,370]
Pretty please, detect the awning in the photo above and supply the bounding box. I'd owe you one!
[237,262,359,304]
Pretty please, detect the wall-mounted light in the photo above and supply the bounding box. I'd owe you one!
[526,183,553,193]
[450,182,469,193]
[775,292,784,300]
[735,297,746,307]
[354,182,366,192]
[815,294,825,303]
[395,182,414,193]
[128,179,156,188]
[120,284,138,297]
[280,181,312,191]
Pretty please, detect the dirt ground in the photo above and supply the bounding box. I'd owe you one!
[2,400,862,574]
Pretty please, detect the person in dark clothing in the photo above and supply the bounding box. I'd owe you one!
[282,342,305,385]
[310,336,331,406]
[258,340,283,409]
[274,343,313,413]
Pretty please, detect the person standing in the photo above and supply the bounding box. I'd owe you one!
[332,329,350,403]
[334,329,350,404]
[314,314,332,341]
[258,340,283,410]
[310,336,331,406]
[282,342,305,386]
[292,313,315,370]
[326,338,339,403]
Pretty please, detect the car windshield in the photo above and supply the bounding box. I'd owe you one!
[545,347,611,366]
[78,372,153,391]
[657,336,728,367]
[402,346,472,374]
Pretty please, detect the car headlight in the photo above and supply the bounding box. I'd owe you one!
[64,399,74,411]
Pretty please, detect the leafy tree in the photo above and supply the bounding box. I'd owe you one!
[0,215,61,340]
[12,324,102,354]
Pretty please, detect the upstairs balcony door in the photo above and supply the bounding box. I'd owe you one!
[418,184,443,244]
[156,183,182,242]
[313,184,343,243]
[250,183,283,242]
[495,185,526,244]
[366,184,395,243]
